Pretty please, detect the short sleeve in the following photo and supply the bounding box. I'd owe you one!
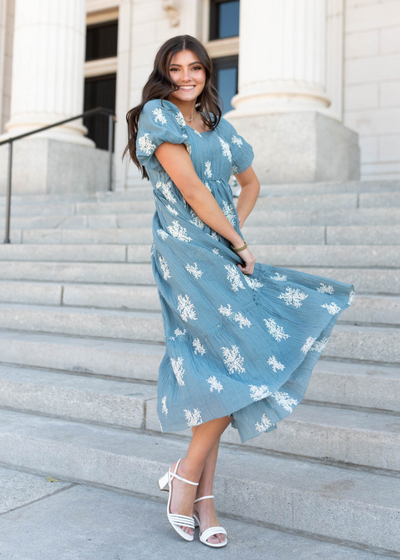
[222,118,255,175]
[136,99,189,172]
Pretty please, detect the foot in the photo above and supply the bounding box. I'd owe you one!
[169,458,199,537]
[193,496,226,544]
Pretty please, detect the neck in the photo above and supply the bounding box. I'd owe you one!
[166,96,198,121]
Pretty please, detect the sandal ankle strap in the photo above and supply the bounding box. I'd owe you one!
[170,457,199,486]
[194,494,214,503]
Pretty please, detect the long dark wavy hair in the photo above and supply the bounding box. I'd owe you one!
[122,34,223,181]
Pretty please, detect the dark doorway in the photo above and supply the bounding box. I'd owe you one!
[83,74,116,151]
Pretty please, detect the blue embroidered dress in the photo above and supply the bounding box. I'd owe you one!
[136,98,355,443]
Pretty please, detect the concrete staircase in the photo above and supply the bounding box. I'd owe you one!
[0,180,399,556]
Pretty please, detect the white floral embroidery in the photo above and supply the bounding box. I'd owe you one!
[161,395,168,416]
[193,338,206,355]
[348,290,355,305]
[212,247,224,258]
[204,161,212,178]
[268,355,285,372]
[321,302,341,315]
[310,337,329,353]
[224,264,245,292]
[150,244,155,256]
[222,200,236,226]
[182,133,188,139]
[278,286,308,308]
[167,220,192,242]
[153,107,167,125]
[263,318,290,342]
[184,408,203,427]
[189,208,205,229]
[204,181,212,192]
[166,204,178,216]
[156,180,176,204]
[171,356,185,386]
[316,283,334,294]
[234,312,252,329]
[138,133,156,155]
[250,384,272,401]
[208,231,220,241]
[174,328,186,337]
[218,136,232,163]
[272,391,298,413]
[159,255,171,281]
[231,135,243,148]
[194,129,202,137]
[255,413,272,433]
[301,336,317,354]
[244,276,264,290]
[221,345,245,374]
[270,272,287,281]
[185,262,203,279]
[157,228,169,240]
[207,376,223,393]
[231,164,239,176]
[175,111,186,128]
[218,303,233,316]
[177,294,197,322]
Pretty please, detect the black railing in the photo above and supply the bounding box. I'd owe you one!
[0,107,116,244]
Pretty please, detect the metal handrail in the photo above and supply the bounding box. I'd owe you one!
[1,107,116,243]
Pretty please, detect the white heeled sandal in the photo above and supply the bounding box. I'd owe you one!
[192,495,228,548]
[158,457,199,542]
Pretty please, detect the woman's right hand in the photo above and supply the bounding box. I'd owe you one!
[236,246,256,275]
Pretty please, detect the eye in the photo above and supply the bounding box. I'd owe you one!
[192,66,202,70]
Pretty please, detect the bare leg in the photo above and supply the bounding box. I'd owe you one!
[169,415,232,538]
[192,429,226,544]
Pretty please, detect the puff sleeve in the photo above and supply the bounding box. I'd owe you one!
[136,99,189,172]
[223,118,255,175]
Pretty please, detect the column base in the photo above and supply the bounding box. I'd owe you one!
[0,138,112,195]
[227,111,360,184]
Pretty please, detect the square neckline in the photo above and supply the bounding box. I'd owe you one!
[160,98,215,136]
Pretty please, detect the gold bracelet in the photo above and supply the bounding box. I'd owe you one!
[231,241,247,252]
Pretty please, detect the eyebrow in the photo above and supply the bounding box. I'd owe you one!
[169,61,202,67]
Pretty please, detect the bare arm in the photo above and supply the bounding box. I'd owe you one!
[154,141,257,274]
[234,167,260,228]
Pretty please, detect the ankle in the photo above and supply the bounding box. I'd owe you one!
[179,456,203,481]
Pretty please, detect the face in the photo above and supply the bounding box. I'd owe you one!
[167,49,206,102]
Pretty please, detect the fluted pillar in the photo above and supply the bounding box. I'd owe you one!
[225,0,359,183]
[3,0,93,146]
[234,0,330,115]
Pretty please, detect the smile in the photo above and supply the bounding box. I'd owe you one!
[179,86,196,90]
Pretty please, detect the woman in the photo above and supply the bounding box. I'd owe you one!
[123,35,355,548]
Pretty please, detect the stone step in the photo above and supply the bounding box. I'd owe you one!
[3,207,400,236]
[0,363,399,472]
[0,331,164,382]
[258,179,400,197]
[0,303,397,363]
[0,244,398,268]
[146,399,400,472]
[5,191,399,220]
[0,281,397,326]
[0,262,397,294]
[7,224,400,246]
[0,331,398,413]
[0,180,399,209]
[0,364,156,430]
[0,408,398,552]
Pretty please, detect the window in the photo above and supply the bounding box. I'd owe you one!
[211,55,238,114]
[86,20,118,61]
[83,74,116,150]
[209,0,240,41]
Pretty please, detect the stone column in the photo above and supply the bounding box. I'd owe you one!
[3,0,92,145]
[0,0,112,195]
[226,0,359,183]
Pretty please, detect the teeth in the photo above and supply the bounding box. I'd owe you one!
[180,86,195,89]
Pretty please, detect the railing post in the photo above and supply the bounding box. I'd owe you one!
[108,113,114,192]
[4,140,13,244]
